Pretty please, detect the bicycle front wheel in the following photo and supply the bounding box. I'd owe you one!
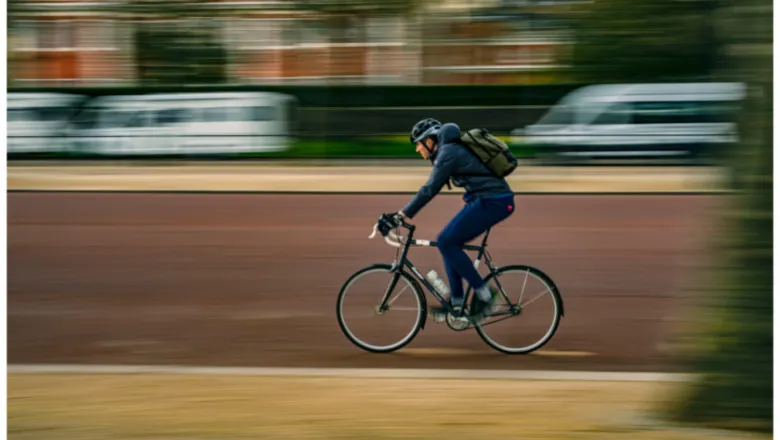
[336,264,426,353]
[474,265,564,354]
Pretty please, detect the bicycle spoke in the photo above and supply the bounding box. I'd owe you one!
[387,283,411,307]
[519,288,552,308]
[518,268,530,305]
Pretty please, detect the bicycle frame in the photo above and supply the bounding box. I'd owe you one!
[377,218,508,316]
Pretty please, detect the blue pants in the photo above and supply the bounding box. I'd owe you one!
[437,194,515,303]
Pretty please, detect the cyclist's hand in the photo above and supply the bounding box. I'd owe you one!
[377,212,400,237]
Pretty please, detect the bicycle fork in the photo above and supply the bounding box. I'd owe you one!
[376,268,402,314]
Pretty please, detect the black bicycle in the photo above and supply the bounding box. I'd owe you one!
[336,214,564,354]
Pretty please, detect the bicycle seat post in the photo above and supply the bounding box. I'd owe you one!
[481,227,492,247]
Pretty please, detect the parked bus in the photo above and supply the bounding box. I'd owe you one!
[8,93,87,153]
[66,92,298,155]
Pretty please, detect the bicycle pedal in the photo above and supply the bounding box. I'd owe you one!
[433,313,446,323]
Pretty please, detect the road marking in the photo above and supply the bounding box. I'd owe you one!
[7,364,694,382]
[532,350,596,357]
[400,348,480,356]
[400,348,596,358]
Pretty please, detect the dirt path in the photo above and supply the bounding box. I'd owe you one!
[7,164,727,192]
[8,373,765,440]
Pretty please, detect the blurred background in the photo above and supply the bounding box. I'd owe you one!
[5,0,754,162]
[8,0,579,87]
[6,0,772,437]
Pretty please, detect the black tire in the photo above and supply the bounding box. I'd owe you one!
[474,265,564,354]
[336,264,427,353]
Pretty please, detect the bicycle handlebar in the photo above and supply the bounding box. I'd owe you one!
[368,222,403,248]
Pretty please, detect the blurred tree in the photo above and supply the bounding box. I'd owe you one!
[662,0,772,433]
[131,0,227,85]
[295,0,423,15]
[7,0,20,29]
[569,0,721,83]
[7,0,29,87]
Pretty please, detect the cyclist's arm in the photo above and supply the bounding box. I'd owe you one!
[400,148,458,219]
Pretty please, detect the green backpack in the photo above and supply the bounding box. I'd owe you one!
[460,128,518,178]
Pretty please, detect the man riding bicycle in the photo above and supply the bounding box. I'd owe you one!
[379,118,516,322]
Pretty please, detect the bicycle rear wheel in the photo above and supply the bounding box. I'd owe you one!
[474,265,563,354]
[337,264,426,353]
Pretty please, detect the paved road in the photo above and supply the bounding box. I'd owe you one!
[8,192,722,372]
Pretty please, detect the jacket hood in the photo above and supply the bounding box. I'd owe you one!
[437,123,461,144]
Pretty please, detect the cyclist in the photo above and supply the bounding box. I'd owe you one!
[380,118,515,322]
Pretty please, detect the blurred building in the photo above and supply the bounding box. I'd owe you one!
[7,0,577,86]
[422,0,573,85]
[9,0,135,86]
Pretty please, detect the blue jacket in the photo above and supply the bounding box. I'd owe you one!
[402,123,514,219]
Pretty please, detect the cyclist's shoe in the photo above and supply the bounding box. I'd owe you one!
[470,287,500,322]
[431,302,464,323]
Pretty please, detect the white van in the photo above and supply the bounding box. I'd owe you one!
[7,93,87,153]
[66,92,298,155]
[512,82,746,160]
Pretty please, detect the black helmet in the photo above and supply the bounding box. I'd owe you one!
[410,118,442,144]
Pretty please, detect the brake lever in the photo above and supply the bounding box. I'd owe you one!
[368,222,402,247]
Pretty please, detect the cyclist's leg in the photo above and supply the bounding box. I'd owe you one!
[438,196,515,298]
[443,256,463,305]
[431,202,475,312]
